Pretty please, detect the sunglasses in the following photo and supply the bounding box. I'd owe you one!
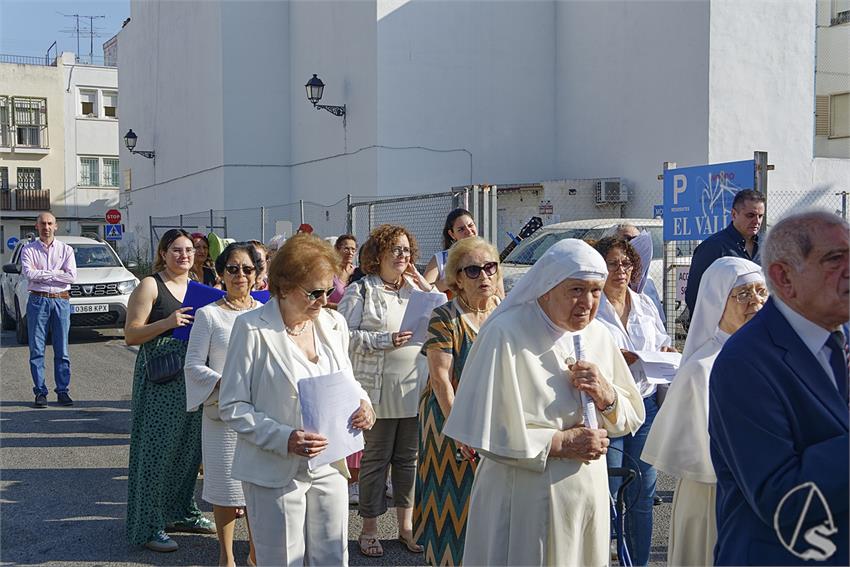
[299,285,336,302]
[457,261,498,279]
[225,264,256,276]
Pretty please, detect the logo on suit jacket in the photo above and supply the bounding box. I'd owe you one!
[773,482,837,561]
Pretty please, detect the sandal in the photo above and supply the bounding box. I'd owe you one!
[398,532,424,554]
[358,534,384,557]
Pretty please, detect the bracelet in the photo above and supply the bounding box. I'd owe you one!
[600,390,618,416]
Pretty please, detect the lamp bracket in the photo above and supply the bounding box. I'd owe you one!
[131,150,156,160]
[314,103,346,118]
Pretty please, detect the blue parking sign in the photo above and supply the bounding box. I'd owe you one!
[105,224,123,241]
[7,236,19,251]
[663,159,755,241]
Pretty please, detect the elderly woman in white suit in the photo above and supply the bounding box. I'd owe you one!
[219,234,376,567]
[443,239,645,567]
[641,256,766,566]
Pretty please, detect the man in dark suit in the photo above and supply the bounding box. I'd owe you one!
[685,189,765,316]
[708,210,849,565]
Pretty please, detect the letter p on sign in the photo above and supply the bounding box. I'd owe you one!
[673,174,687,205]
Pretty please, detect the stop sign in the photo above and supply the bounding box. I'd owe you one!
[105,209,122,224]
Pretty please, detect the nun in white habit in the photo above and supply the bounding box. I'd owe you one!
[443,239,645,567]
[641,256,766,566]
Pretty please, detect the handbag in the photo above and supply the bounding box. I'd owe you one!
[143,343,183,384]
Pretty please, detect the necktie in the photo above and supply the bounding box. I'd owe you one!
[826,331,848,402]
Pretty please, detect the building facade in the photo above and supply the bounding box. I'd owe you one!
[118,0,849,257]
[0,51,120,262]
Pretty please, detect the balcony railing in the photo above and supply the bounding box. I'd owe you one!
[1,188,50,211]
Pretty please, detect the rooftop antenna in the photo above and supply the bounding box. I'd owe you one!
[59,13,105,62]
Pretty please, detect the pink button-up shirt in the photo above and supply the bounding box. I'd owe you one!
[20,238,77,294]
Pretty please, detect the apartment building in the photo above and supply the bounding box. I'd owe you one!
[0,50,120,262]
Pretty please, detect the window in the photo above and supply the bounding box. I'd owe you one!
[0,167,7,190]
[80,90,97,117]
[103,158,119,186]
[832,0,850,24]
[80,224,100,239]
[0,96,9,147]
[80,157,100,186]
[17,168,41,190]
[12,97,47,148]
[830,93,849,138]
[103,91,117,118]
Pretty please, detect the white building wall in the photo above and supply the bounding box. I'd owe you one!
[62,52,120,234]
[814,0,850,159]
[708,0,816,193]
[553,0,711,216]
[119,0,226,255]
[376,0,557,196]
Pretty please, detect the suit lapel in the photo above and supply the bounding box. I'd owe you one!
[256,298,299,391]
[764,299,849,428]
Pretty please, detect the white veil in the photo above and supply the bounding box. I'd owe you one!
[488,238,608,325]
[681,256,763,364]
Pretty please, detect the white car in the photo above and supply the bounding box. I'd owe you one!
[500,217,666,293]
[1,236,139,344]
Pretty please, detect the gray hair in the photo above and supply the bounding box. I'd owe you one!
[761,210,848,293]
[266,234,287,252]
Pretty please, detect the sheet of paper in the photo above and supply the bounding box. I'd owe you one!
[399,289,448,344]
[297,367,366,470]
[633,350,682,384]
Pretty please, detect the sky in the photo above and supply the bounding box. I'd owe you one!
[0,0,130,59]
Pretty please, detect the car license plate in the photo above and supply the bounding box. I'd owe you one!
[73,304,108,314]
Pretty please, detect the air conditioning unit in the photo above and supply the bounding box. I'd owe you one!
[595,179,627,204]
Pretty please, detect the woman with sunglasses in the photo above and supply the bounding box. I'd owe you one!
[413,236,501,566]
[593,236,675,567]
[218,233,375,566]
[338,224,434,558]
[642,257,766,566]
[124,229,215,552]
[185,242,261,567]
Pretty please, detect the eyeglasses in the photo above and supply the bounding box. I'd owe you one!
[458,261,498,279]
[225,264,256,276]
[733,288,769,304]
[390,246,412,258]
[338,246,357,254]
[168,247,195,256]
[299,285,336,302]
[606,260,633,272]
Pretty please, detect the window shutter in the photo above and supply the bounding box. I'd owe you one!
[815,95,830,136]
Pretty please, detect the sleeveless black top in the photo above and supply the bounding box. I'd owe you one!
[147,273,183,338]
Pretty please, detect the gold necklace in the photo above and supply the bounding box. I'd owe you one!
[458,295,490,314]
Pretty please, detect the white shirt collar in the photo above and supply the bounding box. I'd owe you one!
[773,297,833,358]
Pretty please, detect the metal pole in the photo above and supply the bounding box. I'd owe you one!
[179,214,184,229]
[347,194,354,235]
[223,216,228,238]
[149,215,155,260]
[489,185,498,245]
[480,186,490,243]
[368,204,374,233]
[753,151,770,231]
[260,206,266,243]
[837,191,848,221]
[660,161,677,342]
[299,200,305,225]
[209,209,214,234]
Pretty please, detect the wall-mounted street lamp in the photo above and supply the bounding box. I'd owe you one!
[305,74,346,125]
[123,129,156,159]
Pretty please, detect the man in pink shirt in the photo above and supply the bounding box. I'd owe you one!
[20,212,77,408]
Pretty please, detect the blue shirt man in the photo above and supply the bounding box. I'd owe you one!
[684,189,765,316]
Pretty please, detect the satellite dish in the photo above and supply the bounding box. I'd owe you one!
[207,232,234,261]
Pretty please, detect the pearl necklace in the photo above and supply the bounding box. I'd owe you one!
[458,295,490,314]
[223,296,256,311]
[285,320,310,336]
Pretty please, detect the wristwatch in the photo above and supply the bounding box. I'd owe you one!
[600,391,618,416]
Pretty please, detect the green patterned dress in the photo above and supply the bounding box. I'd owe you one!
[126,275,204,545]
[414,299,480,566]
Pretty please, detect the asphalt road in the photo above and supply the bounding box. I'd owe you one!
[0,327,673,566]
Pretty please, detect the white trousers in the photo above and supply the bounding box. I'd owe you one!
[243,462,349,566]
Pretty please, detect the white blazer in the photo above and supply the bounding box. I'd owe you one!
[218,298,369,488]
